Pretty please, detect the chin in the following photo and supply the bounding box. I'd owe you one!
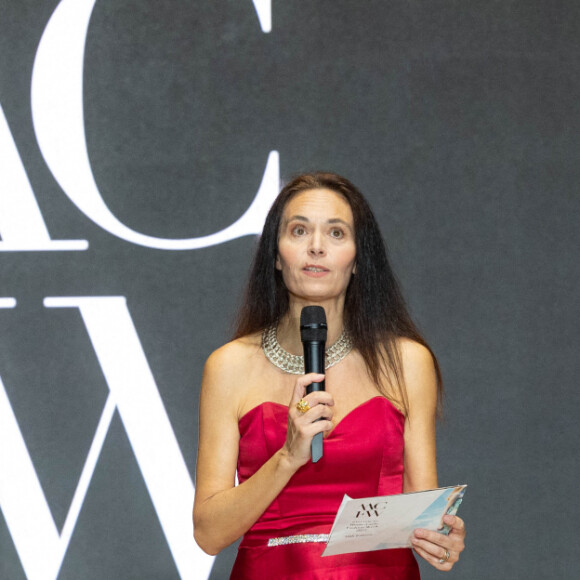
[290,290,345,305]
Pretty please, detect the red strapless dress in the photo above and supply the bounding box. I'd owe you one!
[231,396,420,579]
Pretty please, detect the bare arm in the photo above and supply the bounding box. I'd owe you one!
[399,339,465,570]
[193,343,333,555]
[401,340,438,492]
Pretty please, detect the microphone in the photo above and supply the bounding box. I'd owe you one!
[300,306,327,463]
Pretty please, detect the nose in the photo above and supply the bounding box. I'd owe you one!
[308,231,326,257]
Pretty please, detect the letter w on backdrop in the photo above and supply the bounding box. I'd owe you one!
[0,297,213,580]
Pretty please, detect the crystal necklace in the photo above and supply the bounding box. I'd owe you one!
[262,325,353,375]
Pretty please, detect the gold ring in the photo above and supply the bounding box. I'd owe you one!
[439,549,450,564]
[296,398,310,413]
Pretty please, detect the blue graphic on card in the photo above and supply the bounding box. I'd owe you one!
[412,486,466,535]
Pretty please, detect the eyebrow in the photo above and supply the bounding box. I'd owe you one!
[283,215,353,231]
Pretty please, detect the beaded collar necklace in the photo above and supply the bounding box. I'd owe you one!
[262,325,353,375]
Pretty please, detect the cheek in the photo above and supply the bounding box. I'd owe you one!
[276,242,299,272]
[338,247,357,270]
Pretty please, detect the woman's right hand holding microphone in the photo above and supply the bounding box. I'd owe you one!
[281,373,334,470]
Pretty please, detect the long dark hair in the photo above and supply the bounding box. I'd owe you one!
[234,172,442,415]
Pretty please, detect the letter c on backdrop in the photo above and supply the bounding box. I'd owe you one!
[31,0,279,250]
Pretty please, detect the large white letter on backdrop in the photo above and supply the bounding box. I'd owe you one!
[0,105,88,251]
[0,297,212,580]
[29,0,278,251]
[252,0,272,32]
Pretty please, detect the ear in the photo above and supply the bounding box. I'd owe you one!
[275,254,282,271]
[352,263,356,275]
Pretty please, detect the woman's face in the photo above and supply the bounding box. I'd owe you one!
[276,188,356,307]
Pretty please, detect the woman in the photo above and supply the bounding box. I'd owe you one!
[194,173,465,578]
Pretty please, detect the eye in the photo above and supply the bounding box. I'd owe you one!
[329,228,344,239]
[291,224,307,236]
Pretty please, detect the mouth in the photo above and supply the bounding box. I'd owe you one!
[303,265,329,273]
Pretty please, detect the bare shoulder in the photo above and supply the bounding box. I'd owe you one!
[397,338,435,371]
[201,333,263,416]
[203,333,262,388]
[396,338,438,412]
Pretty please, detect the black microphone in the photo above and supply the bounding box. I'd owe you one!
[300,306,327,463]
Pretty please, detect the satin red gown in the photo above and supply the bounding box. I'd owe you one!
[230,396,420,579]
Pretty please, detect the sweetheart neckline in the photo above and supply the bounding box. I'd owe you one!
[238,395,405,433]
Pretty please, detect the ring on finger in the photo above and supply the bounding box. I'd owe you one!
[438,549,450,564]
[296,398,310,414]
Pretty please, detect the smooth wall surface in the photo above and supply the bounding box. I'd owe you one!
[1,1,579,578]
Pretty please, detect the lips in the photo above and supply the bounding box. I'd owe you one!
[303,264,329,274]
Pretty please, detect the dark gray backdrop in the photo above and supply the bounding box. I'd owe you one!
[1,1,579,578]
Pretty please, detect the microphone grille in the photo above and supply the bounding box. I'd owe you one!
[300,306,327,342]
